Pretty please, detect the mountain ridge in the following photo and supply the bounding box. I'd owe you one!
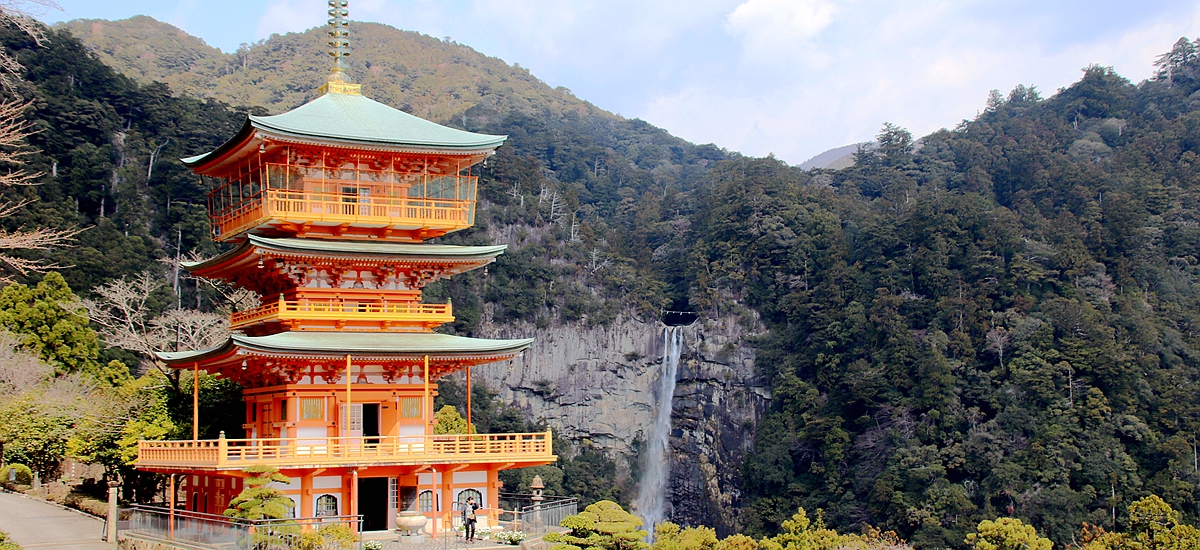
[58,16,613,125]
[799,142,863,170]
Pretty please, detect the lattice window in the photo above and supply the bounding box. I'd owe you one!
[457,489,482,509]
[341,404,364,434]
[401,397,422,418]
[301,398,324,420]
[419,490,434,512]
[316,494,339,517]
[389,477,398,510]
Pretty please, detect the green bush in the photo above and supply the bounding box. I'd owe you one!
[651,523,717,550]
[64,493,109,517]
[545,500,648,550]
[298,524,358,550]
[0,464,32,485]
[0,530,20,550]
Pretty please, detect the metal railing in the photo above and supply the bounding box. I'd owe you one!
[497,493,578,536]
[126,505,363,549]
[230,297,453,330]
[137,431,555,470]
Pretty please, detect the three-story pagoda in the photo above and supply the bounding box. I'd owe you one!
[135,4,554,533]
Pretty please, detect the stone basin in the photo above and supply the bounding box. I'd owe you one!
[395,510,426,536]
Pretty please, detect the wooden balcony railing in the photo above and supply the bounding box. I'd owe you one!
[230,297,454,331]
[137,431,555,470]
[209,189,476,240]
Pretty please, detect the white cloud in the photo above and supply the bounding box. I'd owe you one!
[638,1,1200,164]
[728,0,839,39]
[725,0,840,67]
[256,0,316,41]
[924,54,985,89]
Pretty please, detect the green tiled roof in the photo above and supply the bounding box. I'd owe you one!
[157,332,534,364]
[252,236,508,258]
[181,92,506,166]
[183,235,507,272]
[253,93,506,150]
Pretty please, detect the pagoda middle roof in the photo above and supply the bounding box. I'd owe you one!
[156,332,535,367]
[181,92,507,168]
[185,235,508,274]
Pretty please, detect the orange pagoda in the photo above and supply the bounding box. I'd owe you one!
[135,2,555,533]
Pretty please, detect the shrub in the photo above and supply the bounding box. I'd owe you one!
[965,518,1051,550]
[299,524,358,550]
[757,509,910,550]
[64,493,110,517]
[0,530,20,550]
[0,532,17,547]
[257,523,357,550]
[0,464,32,485]
[716,534,757,550]
[545,500,647,550]
[1077,496,1200,550]
[652,522,718,550]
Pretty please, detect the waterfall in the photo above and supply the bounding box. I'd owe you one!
[635,326,683,538]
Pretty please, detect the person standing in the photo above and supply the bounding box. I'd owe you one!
[462,496,478,542]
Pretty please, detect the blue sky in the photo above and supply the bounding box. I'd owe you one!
[34,0,1200,165]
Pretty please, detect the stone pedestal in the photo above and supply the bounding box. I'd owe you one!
[106,481,121,542]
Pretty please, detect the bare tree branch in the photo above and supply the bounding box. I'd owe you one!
[0,0,62,91]
[0,100,78,281]
[73,272,229,379]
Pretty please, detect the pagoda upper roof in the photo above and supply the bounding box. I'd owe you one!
[157,332,533,366]
[181,92,507,170]
[186,234,507,277]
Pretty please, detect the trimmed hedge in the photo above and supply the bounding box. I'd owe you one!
[0,465,31,485]
[64,493,109,517]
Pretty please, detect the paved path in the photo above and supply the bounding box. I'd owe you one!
[374,535,520,550]
[0,491,113,549]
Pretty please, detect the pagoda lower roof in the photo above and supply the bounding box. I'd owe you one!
[156,332,534,367]
[185,235,507,277]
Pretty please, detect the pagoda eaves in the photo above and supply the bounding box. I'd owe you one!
[186,236,507,334]
[155,332,533,387]
[187,235,507,282]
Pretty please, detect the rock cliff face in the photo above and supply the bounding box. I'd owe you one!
[476,309,770,535]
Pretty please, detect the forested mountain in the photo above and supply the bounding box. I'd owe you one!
[9,13,1200,549]
[695,63,1200,546]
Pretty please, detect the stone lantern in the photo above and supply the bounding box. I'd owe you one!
[530,475,544,509]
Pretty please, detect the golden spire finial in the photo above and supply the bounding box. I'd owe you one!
[319,0,362,95]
